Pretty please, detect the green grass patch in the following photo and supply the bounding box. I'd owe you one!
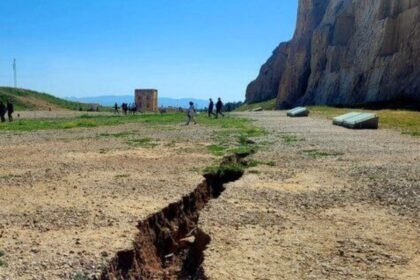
[126,137,158,148]
[279,134,305,145]
[196,114,265,157]
[0,87,91,111]
[196,114,265,136]
[208,144,228,156]
[310,106,420,137]
[235,98,277,112]
[228,145,255,156]
[0,250,6,267]
[204,162,245,177]
[303,149,344,159]
[0,113,185,132]
[114,174,131,179]
[0,174,21,180]
[245,159,276,168]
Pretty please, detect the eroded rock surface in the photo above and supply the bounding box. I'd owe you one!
[246,0,420,108]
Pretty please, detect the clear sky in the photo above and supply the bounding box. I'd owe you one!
[0,0,298,101]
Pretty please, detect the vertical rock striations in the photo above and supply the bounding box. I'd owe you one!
[246,0,420,108]
[245,42,290,103]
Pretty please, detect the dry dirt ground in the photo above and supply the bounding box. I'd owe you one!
[0,117,217,280]
[0,111,419,280]
[201,111,419,280]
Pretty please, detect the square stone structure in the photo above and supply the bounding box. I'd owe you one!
[135,89,158,112]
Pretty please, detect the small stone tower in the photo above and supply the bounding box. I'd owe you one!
[135,89,158,112]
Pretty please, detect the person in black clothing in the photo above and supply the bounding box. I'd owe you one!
[114,102,119,114]
[0,101,6,122]
[6,100,14,122]
[122,103,128,115]
[131,103,137,115]
[215,97,224,118]
[208,98,216,118]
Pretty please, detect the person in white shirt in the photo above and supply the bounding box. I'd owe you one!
[186,101,197,125]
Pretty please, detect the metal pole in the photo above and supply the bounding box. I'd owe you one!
[13,59,17,88]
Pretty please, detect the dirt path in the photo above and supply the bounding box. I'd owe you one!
[201,111,419,280]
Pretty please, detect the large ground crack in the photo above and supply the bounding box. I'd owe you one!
[100,153,249,280]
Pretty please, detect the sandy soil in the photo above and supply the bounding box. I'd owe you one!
[201,111,419,280]
[0,118,216,280]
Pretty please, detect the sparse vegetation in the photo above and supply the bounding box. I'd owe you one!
[208,144,228,156]
[279,133,305,145]
[204,161,246,177]
[199,115,265,157]
[114,174,131,179]
[245,159,276,168]
[235,98,277,112]
[126,137,158,148]
[0,250,6,267]
[0,174,21,180]
[98,131,134,138]
[73,272,91,280]
[303,149,344,159]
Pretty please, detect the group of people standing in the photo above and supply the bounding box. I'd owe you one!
[0,100,14,122]
[186,97,225,125]
[114,102,137,115]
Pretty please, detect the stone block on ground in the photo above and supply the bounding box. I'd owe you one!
[341,113,379,129]
[287,107,310,117]
[332,112,363,126]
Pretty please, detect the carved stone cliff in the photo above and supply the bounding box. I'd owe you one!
[246,0,420,108]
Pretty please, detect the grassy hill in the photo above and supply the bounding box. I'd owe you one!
[0,87,91,111]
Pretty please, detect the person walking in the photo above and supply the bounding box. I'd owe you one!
[208,98,216,118]
[114,102,119,114]
[132,103,137,115]
[0,101,6,122]
[215,97,224,118]
[185,101,197,125]
[6,100,14,122]
[122,103,128,115]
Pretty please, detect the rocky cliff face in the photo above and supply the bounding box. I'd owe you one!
[246,0,420,108]
[245,42,290,103]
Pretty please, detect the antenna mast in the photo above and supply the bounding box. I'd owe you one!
[13,59,17,88]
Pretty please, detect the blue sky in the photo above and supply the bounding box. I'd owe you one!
[0,0,297,101]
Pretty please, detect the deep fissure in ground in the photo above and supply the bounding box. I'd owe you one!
[100,153,249,279]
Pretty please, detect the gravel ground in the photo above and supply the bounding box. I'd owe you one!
[0,111,418,280]
[0,119,217,280]
[201,111,419,280]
